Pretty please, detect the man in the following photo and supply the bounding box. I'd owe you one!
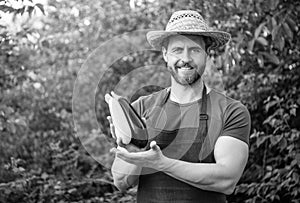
[106,10,250,203]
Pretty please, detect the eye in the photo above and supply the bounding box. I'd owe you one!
[191,47,204,53]
[171,48,183,54]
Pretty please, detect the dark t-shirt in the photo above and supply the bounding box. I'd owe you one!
[132,87,251,202]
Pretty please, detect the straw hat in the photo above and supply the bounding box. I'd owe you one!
[146,10,231,50]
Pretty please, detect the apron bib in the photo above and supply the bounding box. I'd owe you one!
[137,85,226,203]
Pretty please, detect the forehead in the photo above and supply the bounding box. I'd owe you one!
[167,34,205,49]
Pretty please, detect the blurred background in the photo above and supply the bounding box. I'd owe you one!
[0,0,299,202]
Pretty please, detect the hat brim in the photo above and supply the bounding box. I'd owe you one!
[146,30,231,50]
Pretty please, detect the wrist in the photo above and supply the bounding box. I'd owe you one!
[158,156,174,172]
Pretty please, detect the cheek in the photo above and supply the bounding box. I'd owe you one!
[195,56,207,66]
[166,58,178,68]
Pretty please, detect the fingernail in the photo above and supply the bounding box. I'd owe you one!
[150,140,157,149]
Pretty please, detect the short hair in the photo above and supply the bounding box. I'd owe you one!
[161,37,170,50]
[161,35,212,53]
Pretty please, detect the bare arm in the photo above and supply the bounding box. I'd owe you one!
[105,93,143,191]
[161,136,249,195]
[111,155,142,191]
[108,117,142,191]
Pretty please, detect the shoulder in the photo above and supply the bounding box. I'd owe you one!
[132,88,169,107]
[209,88,249,114]
[131,88,169,116]
[208,89,251,145]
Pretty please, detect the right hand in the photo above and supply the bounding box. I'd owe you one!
[105,92,144,152]
[106,115,124,147]
[107,115,144,152]
[105,92,123,146]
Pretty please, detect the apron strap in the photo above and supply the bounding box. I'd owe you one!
[159,87,171,107]
[199,84,208,140]
[159,84,208,139]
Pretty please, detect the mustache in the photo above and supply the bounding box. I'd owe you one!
[175,61,195,69]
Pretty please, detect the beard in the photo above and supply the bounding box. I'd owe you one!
[167,63,202,86]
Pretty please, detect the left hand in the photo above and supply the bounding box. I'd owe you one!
[110,141,168,171]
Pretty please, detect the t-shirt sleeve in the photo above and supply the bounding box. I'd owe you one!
[221,102,251,145]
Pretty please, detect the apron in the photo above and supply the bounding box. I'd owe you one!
[137,85,226,203]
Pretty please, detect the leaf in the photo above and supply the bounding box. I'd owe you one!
[35,3,45,15]
[15,118,27,127]
[4,107,14,114]
[296,154,300,167]
[8,123,16,134]
[271,17,277,29]
[263,172,272,180]
[235,0,241,7]
[255,22,266,39]
[16,8,23,14]
[282,22,293,39]
[279,138,287,151]
[256,37,268,46]
[261,52,280,65]
[265,99,280,112]
[256,135,270,147]
[27,6,34,17]
[286,16,298,32]
[290,108,296,116]
[247,38,255,52]
[272,25,279,41]
[257,54,264,68]
[16,6,26,16]
[278,36,285,51]
[0,5,15,13]
[270,0,279,10]
[270,135,282,146]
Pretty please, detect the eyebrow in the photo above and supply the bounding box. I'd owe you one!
[170,46,203,51]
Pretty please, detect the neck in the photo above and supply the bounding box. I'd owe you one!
[169,78,205,104]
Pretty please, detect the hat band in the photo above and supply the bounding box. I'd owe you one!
[166,19,208,32]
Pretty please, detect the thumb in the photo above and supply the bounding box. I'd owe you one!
[142,117,147,125]
[150,141,160,151]
[104,93,111,104]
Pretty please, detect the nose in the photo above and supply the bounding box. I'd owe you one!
[180,49,192,63]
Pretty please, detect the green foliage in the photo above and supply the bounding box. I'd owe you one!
[0,0,299,202]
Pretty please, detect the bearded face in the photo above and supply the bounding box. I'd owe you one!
[162,35,207,86]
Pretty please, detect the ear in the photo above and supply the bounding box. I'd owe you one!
[162,47,168,62]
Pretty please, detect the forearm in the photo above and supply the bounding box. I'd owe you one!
[111,156,142,191]
[162,158,238,195]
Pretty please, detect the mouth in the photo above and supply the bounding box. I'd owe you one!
[179,67,193,70]
[176,65,195,71]
[176,64,194,70]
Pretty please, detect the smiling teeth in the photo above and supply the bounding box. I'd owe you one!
[180,67,192,70]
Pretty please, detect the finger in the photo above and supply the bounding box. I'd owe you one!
[150,141,160,151]
[116,136,124,147]
[116,153,136,164]
[126,144,142,152]
[117,145,128,152]
[110,147,118,154]
[111,91,117,97]
[109,123,116,139]
[110,146,128,154]
[115,149,136,163]
[107,116,112,124]
[107,115,117,140]
[142,117,147,125]
[105,93,112,104]
[115,146,131,159]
